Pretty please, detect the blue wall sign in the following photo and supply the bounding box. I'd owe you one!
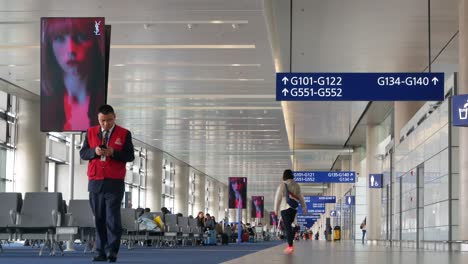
[345,196,355,206]
[330,210,337,217]
[293,171,356,183]
[276,72,444,101]
[369,174,383,188]
[453,94,468,127]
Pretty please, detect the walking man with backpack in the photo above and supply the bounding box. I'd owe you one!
[274,169,307,254]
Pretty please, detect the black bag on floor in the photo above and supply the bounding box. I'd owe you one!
[221,233,229,245]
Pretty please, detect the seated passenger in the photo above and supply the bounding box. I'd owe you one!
[205,213,214,231]
[215,222,223,235]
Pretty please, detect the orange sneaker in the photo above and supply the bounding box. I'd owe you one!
[284,246,294,254]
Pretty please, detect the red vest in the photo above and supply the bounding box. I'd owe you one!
[86,125,129,180]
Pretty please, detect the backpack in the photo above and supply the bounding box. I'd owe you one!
[284,183,299,209]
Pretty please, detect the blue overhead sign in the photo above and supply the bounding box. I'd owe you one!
[297,196,337,215]
[297,215,319,228]
[294,171,356,183]
[369,174,383,188]
[306,208,325,214]
[276,72,444,101]
[305,196,336,204]
[310,203,325,209]
[345,196,355,206]
[298,204,325,215]
[453,94,468,127]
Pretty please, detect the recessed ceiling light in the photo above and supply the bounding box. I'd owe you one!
[114,64,125,67]
[111,44,255,49]
[211,20,223,24]
[8,64,16,67]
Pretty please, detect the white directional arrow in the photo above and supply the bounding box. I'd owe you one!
[282,88,289,96]
[432,77,439,85]
[282,77,289,85]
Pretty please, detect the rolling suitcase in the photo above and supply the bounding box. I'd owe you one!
[204,230,217,245]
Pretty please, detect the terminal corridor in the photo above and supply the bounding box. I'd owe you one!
[1,0,468,263]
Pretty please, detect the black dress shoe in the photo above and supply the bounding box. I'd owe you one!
[107,252,117,263]
[92,255,107,262]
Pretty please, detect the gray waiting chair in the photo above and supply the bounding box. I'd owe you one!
[163,214,179,247]
[189,218,202,245]
[120,208,139,249]
[15,192,65,256]
[178,216,192,246]
[66,199,95,253]
[0,193,22,252]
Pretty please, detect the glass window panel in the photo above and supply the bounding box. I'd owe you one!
[132,187,139,209]
[424,201,449,227]
[0,91,7,111]
[132,171,139,185]
[423,175,448,206]
[140,189,146,208]
[0,119,6,143]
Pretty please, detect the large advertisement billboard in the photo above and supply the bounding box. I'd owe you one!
[41,17,107,132]
[228,177,247,209]
[269,212,278,226]
[251,196,264,218]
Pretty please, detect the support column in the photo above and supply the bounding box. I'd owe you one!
[243,197,250,223]
[351,149,363,241]
[366,125,382,241]
[229,208,238,223]
[351,148,362,176]
[459,0,468,241]
[221,185,229,222]
[146,149,163,211]
[15,98,45,194]
[341,159,352,197]
[194,173,206,214]
[209,181,219,220]
[174,162,189,215]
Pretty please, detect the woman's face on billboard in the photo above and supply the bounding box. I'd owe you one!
[254,198,262,206]
[52,32,93,76]
[231,179,244,192]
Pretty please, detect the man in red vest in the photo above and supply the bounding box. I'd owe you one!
[80,104,134,262]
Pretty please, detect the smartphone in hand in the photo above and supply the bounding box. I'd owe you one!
[99,145,107,161]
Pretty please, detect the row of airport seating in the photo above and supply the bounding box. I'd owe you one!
[122,210,207,248]
[0,192,69,256]
[0,192,208,256]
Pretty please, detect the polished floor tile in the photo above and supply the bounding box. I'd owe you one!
[223,240,468,264]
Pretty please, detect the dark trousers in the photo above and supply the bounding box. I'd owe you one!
[89,191,124,255]
[281,208,297,247]
[362,230,366,244]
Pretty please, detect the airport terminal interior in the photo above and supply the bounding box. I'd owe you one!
[1,0,468,263]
